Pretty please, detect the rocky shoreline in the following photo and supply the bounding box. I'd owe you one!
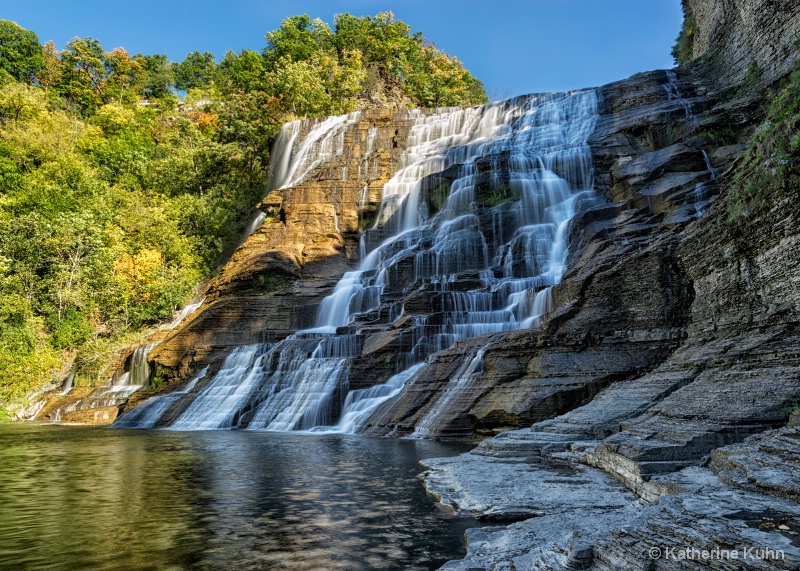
[421,417,800,570]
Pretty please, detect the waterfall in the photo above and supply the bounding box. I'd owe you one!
[244,348,349,430]
[171,345,273,430]
[323,363,425,434]
[664,70,699,134]
[51,344,156,421]
[162,297,205,331]
[326,90,599,370]
[690,149,720,219]
[60,369,75,396]
[242,111,363,239]
[155,90,599,435]
[125,343,155,386]
[411,348,486,439]
[113,367,208,429]
[271,111,362,191]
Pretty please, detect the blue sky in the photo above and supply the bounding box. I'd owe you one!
[1,0,683,97]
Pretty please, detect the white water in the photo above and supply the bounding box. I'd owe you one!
[51,344,155,421]
[60,370,75,396]
[412,348,486,438]
[162,297,206,331]
[171,345,273,430]
[241,111,364,239]
[113,367,208,429]
[272,112,362,191]
[692,149,720,218]
[338,91,599,362]
[320,363,426,434]
[154,91,600,435]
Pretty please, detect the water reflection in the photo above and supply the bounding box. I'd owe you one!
[0,426,476,570]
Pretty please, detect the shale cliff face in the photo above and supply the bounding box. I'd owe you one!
[687,0,800,89]
[413,2,800,569]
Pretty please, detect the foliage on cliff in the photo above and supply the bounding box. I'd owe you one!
[215,12,487,112]
[725,68,800,252]
[0,15,487,410]
[672,0,696,66]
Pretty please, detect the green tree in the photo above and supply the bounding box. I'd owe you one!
[217,49,266,93]
[0,20,44,83]
[45,212,109,322]
[264,55,328,116]
[406,44,487,107]
[135,53,174,99]
[263,15,332,70]
[323,48,366,113]
[672,0,696,66]
[0,81,47,122]
[58,36,107,110]
[36,41,62,94]
[215,89,281,173]
[104,47,144,104]
[174,51,216,90]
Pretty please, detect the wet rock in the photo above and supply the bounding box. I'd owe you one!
[59,405,120,425]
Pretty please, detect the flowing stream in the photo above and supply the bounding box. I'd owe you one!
[116,91,600,434]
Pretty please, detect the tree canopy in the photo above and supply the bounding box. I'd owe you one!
[0,20,44,83]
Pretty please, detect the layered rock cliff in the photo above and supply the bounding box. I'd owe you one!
[687,0,800,89]
[411,1,800,568]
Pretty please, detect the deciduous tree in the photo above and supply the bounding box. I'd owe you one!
[0,20,44,83]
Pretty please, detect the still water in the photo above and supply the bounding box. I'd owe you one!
[0,425,477,570]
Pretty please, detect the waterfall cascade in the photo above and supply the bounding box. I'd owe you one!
[113,367,208,429]
[50,344,156,421]
[120,91,601,434]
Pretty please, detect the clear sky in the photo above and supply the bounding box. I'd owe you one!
[1,0,683,97]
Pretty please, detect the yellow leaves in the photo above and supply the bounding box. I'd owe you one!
[0,82,47,123]
[105,47,144,101]
[75,124,104,153]
[2,104,92,169]
[188,110,218,134]
[114,248,164,282]
[94,102,136,134]
[113,248,164,300]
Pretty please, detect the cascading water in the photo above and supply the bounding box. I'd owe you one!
[258,111,363,195]
[412,349,486,438]
[241,111,363,240]
[170,345,273,430]
[51,344,156,421]
[326,363,425,434]
[132,90,600,435]
[162,297,205,331]
[113,367,208,429]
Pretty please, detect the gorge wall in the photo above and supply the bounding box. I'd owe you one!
[687,0,800,89]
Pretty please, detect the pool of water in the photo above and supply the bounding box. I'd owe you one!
[0,425,477,570]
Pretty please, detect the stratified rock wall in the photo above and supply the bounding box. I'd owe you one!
[687,0,800,89]
[417,1,800,568]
